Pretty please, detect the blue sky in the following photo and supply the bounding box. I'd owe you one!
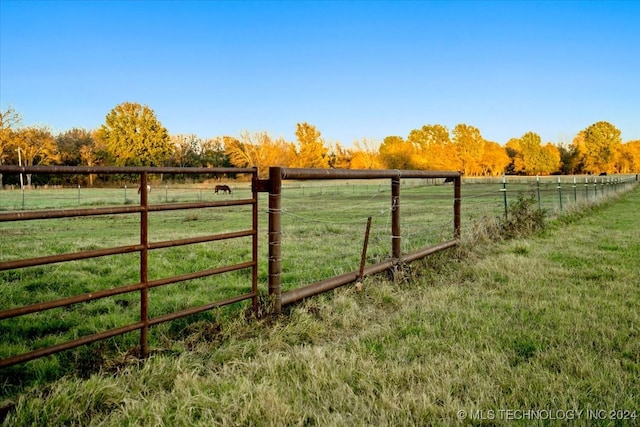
[1,0,639,146]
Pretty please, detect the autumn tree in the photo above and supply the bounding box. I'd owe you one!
[328,143,352,169]
[96,102,172,166]
[616,140,640,173]
[581,121,621,174]
[12,126,60,186]
[379,136,415,169]
[541,143,561,175]
[170,134,201,168]
[480,141,510,176]
[225,131,293,177]
[452,124,484,176]
[406,124,457,170]
[506,132,560,175]
[0,105,23,187]
[292,122,329,168]
[349,138,383,169]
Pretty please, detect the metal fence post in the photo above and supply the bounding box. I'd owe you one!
[584,177,588,199]
[501,175,508,218]
[139,172,149,359]
[557,177,563,211]
[391,177,401,259]
[536,175,541,211]
[268,167,283,314]
[251,169,259,313]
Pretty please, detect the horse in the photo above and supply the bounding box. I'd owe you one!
[215,184,232,194]
[138,184,151,194]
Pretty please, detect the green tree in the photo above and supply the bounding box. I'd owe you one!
[507,132,560,175]
[557,143,582,174]
[293,122,329,168]
[201,137,232,168]
[582,121,621,174]
[56,128,95,166]
[96,102,172,166]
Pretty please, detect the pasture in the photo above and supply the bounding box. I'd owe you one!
[1,176,638,419]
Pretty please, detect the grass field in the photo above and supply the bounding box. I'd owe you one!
[1,176,639,425]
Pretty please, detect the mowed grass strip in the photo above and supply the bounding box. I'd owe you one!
[2,186,638,425]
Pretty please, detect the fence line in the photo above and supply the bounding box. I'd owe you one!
[266,167,461,313]
[1,167,636,370]
[0,166,258,369]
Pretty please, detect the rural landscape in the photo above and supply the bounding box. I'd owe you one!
[1,159,638,425]
[1,103,640,187]
[1,102,640,426]
[2,1,639,425]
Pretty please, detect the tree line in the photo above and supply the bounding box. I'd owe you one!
[1,102,639,187]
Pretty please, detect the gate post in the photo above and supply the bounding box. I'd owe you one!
[391,177,401,259]
[268,167,283,314]
[139,172,149,358]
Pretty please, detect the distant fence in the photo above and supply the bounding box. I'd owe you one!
[462,174,639,218]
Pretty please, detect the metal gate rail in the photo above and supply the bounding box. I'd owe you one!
[266,167,461,312]
[0,166,258,369]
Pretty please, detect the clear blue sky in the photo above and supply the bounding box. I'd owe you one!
[1,0,639,146]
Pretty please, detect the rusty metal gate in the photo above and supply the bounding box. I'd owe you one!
[265,168,461,312]
[1,165,461,370]
[0,165,258,369]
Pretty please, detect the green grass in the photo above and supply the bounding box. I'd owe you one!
[1,178,639,425]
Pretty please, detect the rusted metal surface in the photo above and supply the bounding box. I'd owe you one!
[140,172,149,358]
[279,168,460,180]
[251,175,260,311]
[0,244,144,271]
[280,240,458,306]
[268,167,283,313]
[1,164,460,368]
[268,167,462,312]
[0,166,259,369]
[358,217,373,281]
[391,177,401,259]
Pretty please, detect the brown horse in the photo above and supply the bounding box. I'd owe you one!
[215,184,232,194]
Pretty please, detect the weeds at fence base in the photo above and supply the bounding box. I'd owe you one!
[465,194,546,247]
[502,194,546,239]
